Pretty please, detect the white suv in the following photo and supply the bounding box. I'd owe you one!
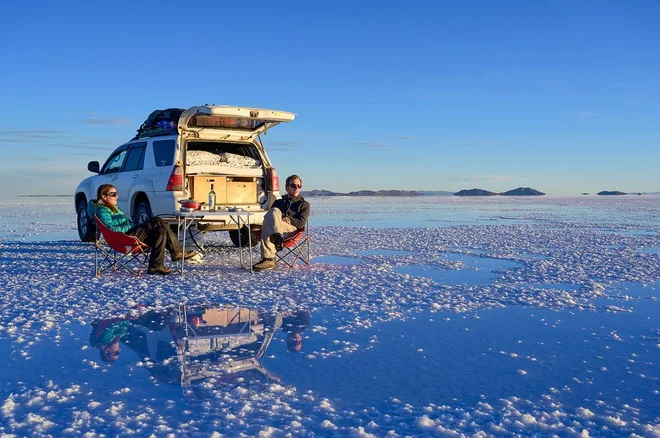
[74,105,295,246]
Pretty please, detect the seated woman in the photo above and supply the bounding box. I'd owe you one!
[88,184,196,275]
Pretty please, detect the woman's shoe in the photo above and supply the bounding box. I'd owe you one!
[171,249,197,261]
[147,266,173,275]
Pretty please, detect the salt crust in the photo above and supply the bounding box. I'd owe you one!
[0,198,658,436]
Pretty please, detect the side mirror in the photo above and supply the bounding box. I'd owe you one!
[88,161,100,173]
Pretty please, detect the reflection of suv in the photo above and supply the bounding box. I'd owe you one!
[74,105,295,245]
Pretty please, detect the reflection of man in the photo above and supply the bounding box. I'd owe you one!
[283,310,311,353]
[286,333,303,352]
[253,174,310,271]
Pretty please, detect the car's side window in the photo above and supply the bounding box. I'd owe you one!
[153,139,176,167]
[124,143,147,172]
[101,149,128,174]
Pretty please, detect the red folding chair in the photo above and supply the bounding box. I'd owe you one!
[275,227,310,268]
[94,216,150,277]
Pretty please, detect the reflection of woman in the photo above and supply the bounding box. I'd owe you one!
[88,184,196,275]
[89,318,131,362]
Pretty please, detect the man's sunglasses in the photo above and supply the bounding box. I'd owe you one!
[289,184,302,189]
[105,192,118,197]
[106,351,120,357]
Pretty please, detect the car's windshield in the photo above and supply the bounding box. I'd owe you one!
[102,149,127,174]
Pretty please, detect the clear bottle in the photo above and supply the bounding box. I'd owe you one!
[208,183,216,211]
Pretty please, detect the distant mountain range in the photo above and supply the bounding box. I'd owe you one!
[302,188,659,197]
[597,191,656,195]
[454,187,546,196]
[302,188,546,197]
[454,189,499,197]
[597,191,627,195]
[302,190,423,197]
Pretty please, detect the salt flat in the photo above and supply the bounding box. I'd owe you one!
[0,196,658,436]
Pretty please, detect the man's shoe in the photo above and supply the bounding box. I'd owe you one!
[271,233,284,252]
[253,258,275,271]
[171,249,197,261]
[147,266,173,275]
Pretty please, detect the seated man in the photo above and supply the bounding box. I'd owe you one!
[253,174,310,271]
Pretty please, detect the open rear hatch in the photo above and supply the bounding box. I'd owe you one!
[180,105,296,213]
[179,105,296,141]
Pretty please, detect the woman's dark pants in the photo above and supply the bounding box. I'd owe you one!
[128,217,181,268]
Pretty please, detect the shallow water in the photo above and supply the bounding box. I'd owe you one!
[0,196,659,436]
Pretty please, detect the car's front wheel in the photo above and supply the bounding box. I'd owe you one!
[229,226,260,248]
[134,200,153,225]
[77,201,95,242]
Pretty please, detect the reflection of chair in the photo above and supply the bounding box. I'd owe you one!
[275,227,310,268]
[93,216,149,277]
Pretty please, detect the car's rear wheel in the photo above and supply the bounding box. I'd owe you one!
[134,200,153,225]
[229,226,259,248]
[77,201,95,242]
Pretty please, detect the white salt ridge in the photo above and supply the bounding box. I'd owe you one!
[320,419,337,429]
[2,396,16,416]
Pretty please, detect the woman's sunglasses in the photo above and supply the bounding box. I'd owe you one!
[289,184,302,189]
[104,192,118,197]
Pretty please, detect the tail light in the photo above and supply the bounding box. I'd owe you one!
[267,168,279,192]
[166,165,184,191]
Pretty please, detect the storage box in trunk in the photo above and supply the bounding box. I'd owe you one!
[189,176,258,205]
[227,177,257,204]
[190,175,226,204]
[201,308,258,326]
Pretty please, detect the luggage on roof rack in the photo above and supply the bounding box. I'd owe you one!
[134,108,184,139]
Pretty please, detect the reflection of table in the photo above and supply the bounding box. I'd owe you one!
[172,210,255,275]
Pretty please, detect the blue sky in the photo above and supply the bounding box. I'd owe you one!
[0,0,658,197]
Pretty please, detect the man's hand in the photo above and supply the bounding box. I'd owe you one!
[283,216,291,224]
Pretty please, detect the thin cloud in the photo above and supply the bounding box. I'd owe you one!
[84,117,131,125]
[0,129,68,136]
[0,129,69,141]
[577,112,600,117]
[270,141,300,147]
[355,142,394,151]
[77,137,125,145]
[460,142,484,146]
[268,141,300,152]
[69,145,115,151]
[450,175,528,182]
[72,152,102,157]
[0,138,34,143]
[394,136,421,140]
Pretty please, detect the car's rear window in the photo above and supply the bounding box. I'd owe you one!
[153,139,176,167]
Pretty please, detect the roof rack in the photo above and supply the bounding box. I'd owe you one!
[133,108,185,140]
[131,128,178,141]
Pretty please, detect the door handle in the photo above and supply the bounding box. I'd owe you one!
[132,174,139,179]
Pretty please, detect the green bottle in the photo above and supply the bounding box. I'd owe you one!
[208,183,216,211]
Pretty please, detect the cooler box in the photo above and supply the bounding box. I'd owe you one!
[202,308,258,326]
